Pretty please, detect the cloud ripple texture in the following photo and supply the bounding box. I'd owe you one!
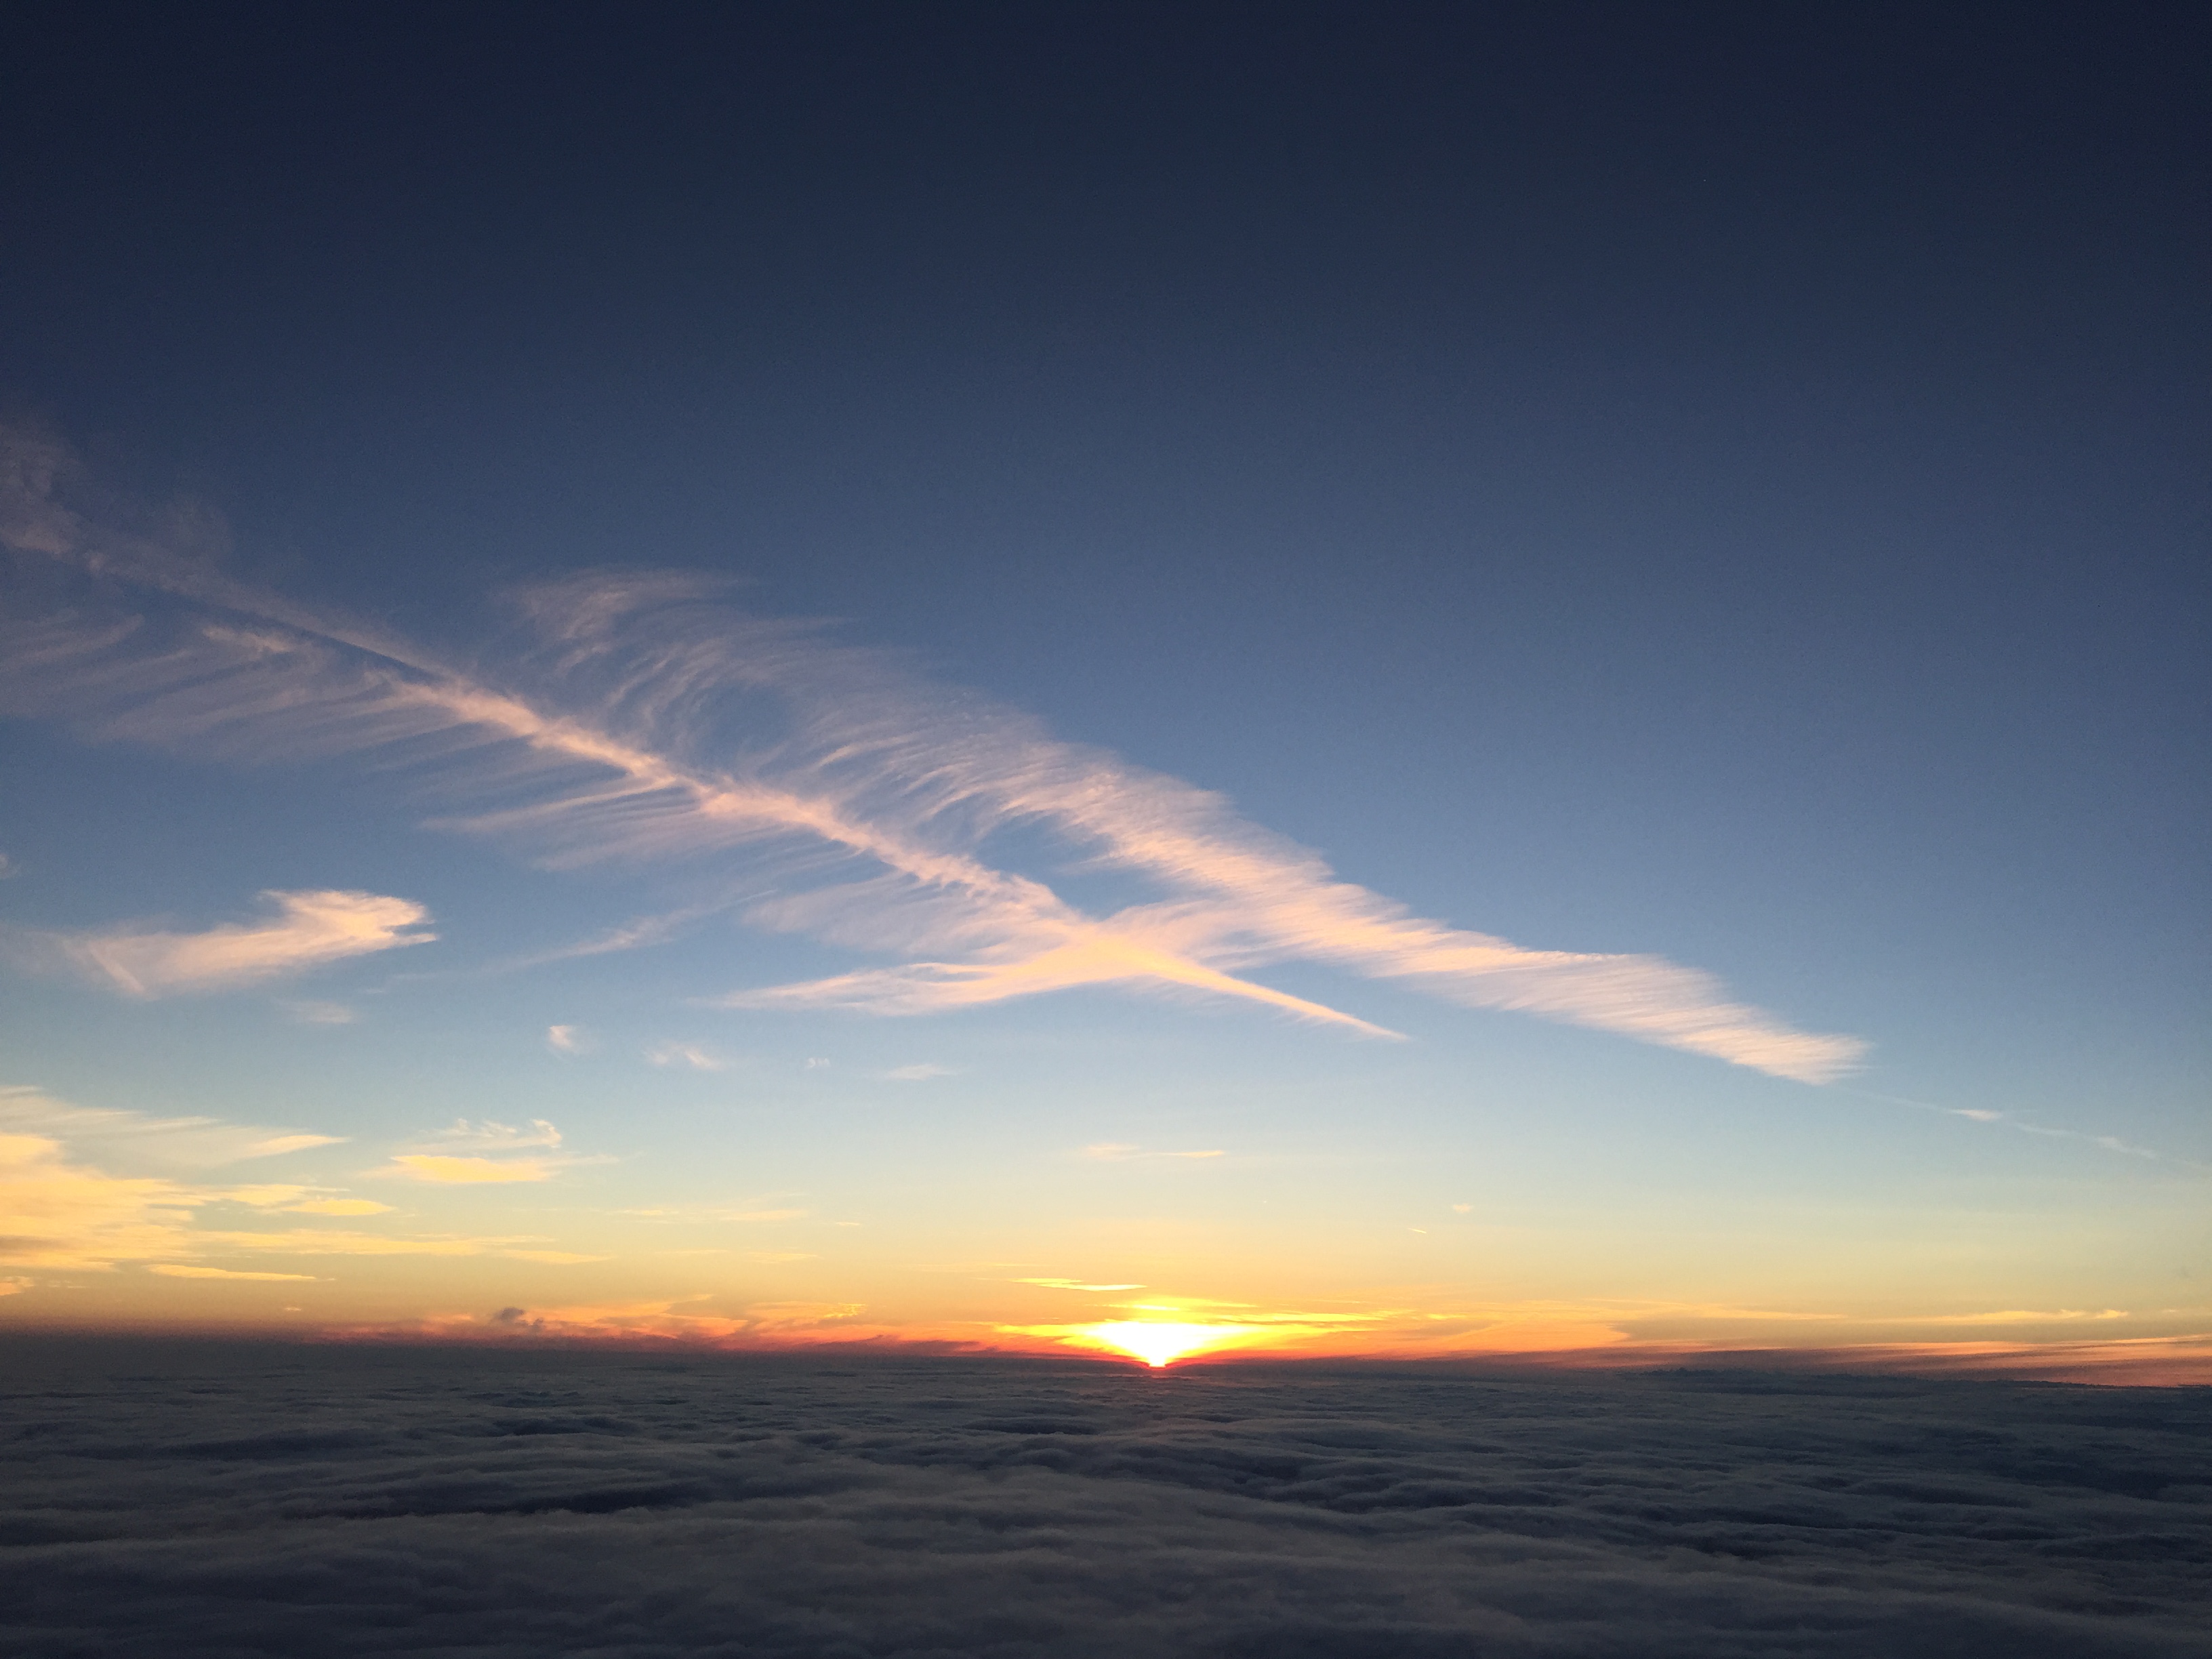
[2,1342,2209,1656]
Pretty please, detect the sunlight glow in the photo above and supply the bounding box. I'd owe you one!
[1080,1321,1253,1367]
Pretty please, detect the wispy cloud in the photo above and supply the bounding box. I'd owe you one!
[0,1089,364,1271]
[0,1086,343,1170]
[280,998,359,1025]
[1082,1143,1225,1162]
[0,428,1863,1079]
[546,1023,590,1054]
[370,1118,589,1185]
[7,889,433,997]
[881,1063,953,1081]
[1014,1277,1147,1291]
[0,1088,595,1275]
[418,1118,565,1153]
[381,1155,558,1185]
[645,1041,727,1072]
[1844,1088,2199,1168]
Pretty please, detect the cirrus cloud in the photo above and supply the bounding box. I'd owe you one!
[9,889,434,998]
[0,428,1863,1080]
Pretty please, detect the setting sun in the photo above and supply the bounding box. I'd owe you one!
[1078,1322,1254,1367]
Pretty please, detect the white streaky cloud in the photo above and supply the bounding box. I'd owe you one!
[546,1023,589,1054]
[14,890,434,998]
[882,1063,953,1081]
[0,432,1864,1080]
[146,1264,320,1281]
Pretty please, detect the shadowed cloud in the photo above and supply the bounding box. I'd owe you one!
[0,1342,2205,1657]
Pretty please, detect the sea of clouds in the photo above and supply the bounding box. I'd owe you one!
[1,1340,2207,1657]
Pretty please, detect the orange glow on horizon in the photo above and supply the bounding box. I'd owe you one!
[1075,1321,1263,1366]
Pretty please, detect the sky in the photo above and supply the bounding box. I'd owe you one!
[0,1,2205,1377]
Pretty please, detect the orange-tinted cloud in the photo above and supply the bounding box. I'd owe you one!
[20,890,433,997]
[381,1154,557,1185]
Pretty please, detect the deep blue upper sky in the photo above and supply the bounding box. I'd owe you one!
[0,3,2205,1337]
[9,0,2202,1017]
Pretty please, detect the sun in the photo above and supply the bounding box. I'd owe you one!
[1080,1321,1250,1368]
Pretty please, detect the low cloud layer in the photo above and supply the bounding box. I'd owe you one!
[0,426,1862,1079]
[0,1341,2203,1657]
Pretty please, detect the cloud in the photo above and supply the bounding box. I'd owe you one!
[371,1119,586,1185]
[419,1118,565,1153]
[1896,1308,2132,1326]
[0,1089,344,1174]
[278,1197,395,1216]
[0,848,16,878]
[281,999,359,1025]
[4,1345,2206,1659]
[8,889,434,998]
[645,1042,726,1072]
[0,1088,592,1275]
[195,1229,548,1257]
[380,1155,557,1185]
[1082,1143,1225,1162]
[0,1088,363,1271]
[880,1063,953,1081]
[1014,1277,1147,1291]
[0,431,1862,1079]
[546,1023,589,1054]
[0,1129,201,1269]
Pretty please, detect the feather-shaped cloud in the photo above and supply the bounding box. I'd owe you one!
[0,427,1863,1079]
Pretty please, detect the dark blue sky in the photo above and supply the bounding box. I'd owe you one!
[0,3,2205,1351]
[9,0,2202,1021]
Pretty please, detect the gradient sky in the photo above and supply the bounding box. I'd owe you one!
[1,2,2205,1377]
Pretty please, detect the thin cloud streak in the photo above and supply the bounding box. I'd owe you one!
[1,428,1862,1078]
[10,890,433,997]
